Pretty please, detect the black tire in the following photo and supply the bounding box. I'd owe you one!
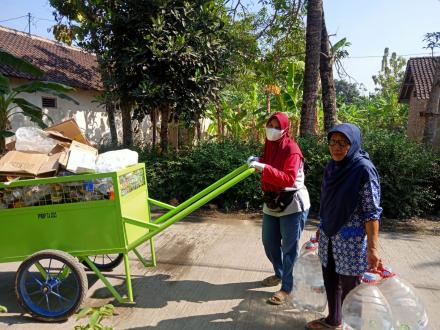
[15,249,88,322]
[82,253,124,272]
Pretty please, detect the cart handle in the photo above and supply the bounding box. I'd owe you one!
[150,163,251,224]
[127,165,255,251]
[148,198,176,210]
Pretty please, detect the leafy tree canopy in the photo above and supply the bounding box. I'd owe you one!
[334,79,363,105]
[51,0,241,124]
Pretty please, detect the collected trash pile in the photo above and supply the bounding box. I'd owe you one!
[0,119,139,209]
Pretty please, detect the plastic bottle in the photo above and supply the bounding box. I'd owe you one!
[342,272,393,330]
[299,235,318,256]
[291,241,327,312]
[378,267,429,330]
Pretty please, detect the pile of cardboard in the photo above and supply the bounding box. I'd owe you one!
[0,119,98,179]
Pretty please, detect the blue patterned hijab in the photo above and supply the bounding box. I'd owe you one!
[319,123,379,237]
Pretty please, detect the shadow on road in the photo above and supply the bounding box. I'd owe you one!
[89,274,314,330]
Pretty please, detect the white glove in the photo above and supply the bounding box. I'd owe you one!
[246,156,259,165]
[249,161,265,172]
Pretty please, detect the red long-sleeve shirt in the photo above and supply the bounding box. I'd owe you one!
[260,153,302,191]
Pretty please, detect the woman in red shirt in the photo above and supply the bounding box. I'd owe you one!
[248,112,310,304]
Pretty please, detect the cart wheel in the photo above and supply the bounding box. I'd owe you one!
[82,253,124,272]
[15,249,87,322]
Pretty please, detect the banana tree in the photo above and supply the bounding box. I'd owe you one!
[0,50,79,151]
[272,60,305,136]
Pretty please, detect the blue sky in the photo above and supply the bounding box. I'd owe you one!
[1,0,439,92]
[325,0,440,91]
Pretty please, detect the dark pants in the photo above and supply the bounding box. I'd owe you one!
[322,240,360,326]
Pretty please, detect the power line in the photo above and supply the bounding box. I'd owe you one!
[0,15,26,23]
[345,52,439,59]
[35,17,56,22]
[0,13,55,35]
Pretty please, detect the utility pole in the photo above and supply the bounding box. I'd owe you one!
[27,12,31,36]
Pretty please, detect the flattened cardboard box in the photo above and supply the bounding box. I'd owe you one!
[44,119,91,146]
[66,141,98,174]
[0,151,60,177]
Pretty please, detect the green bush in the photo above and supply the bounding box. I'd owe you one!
[300,130,440,218]
[296,136,331,212]
[140,140,263,211]
[130,131,439,218]
[363,129,440,218]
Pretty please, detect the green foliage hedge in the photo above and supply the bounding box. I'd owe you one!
[140,140,263,211]
[137,132,439,218]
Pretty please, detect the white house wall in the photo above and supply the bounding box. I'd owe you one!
[7,77,152,146]
[8,77,212,147]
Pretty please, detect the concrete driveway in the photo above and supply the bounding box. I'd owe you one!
[0,215,439,329]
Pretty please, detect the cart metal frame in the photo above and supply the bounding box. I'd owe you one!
[0,163,255,319]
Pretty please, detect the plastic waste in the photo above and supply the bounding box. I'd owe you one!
[342,272,393,330]
[95,149,138,173]
[378,267,429,330]
[15,127,58,154]
[300,235,318,256]
[292,241,327,312]
[22,185,51,206]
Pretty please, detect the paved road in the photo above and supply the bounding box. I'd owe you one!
[0,216,439,329]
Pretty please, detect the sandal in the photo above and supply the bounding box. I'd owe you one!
[266,290,290,305]
[261,275,281,287]
[305,318,342,330]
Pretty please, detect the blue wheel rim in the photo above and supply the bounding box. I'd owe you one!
[19,257,80,318]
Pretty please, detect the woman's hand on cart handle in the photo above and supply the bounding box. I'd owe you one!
[247,156,259,165]
[249,161,265,172]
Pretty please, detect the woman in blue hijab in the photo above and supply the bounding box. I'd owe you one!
[306,123,383,330]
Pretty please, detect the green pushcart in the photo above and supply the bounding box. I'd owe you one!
[0,163,255,321]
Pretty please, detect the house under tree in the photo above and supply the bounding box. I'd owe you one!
[399,56,440,146]
[0,25,209,148]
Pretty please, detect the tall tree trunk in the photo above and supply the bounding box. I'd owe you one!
[320,12,337,132]
[266,92,271,113]
[196,120,202,141]
[106,102,118,146]
[93,44,119,147]
[423,58,440,148]
[160,104,170,152]
[300,0,323,137]
[0,110,6,153]
[215,98,224,139]
[150,108,157,148]
[120,101,133,147]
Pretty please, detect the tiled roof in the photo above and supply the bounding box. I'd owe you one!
[0,25,102,91]
[399,56,439,102]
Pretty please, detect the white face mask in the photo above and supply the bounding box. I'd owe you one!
[266,127,284,141]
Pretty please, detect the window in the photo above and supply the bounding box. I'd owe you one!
[42,97,57,108]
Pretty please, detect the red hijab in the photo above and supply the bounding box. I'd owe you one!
[262,112,303,191]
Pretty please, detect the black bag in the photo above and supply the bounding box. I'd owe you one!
[263,190,296,212]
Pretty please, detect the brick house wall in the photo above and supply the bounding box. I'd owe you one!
[399,57,440,147]
[406,94,427,141]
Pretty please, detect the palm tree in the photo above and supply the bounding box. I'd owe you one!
[300,0,323,137]
[320,11,337,132]
[0,50,78,152]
